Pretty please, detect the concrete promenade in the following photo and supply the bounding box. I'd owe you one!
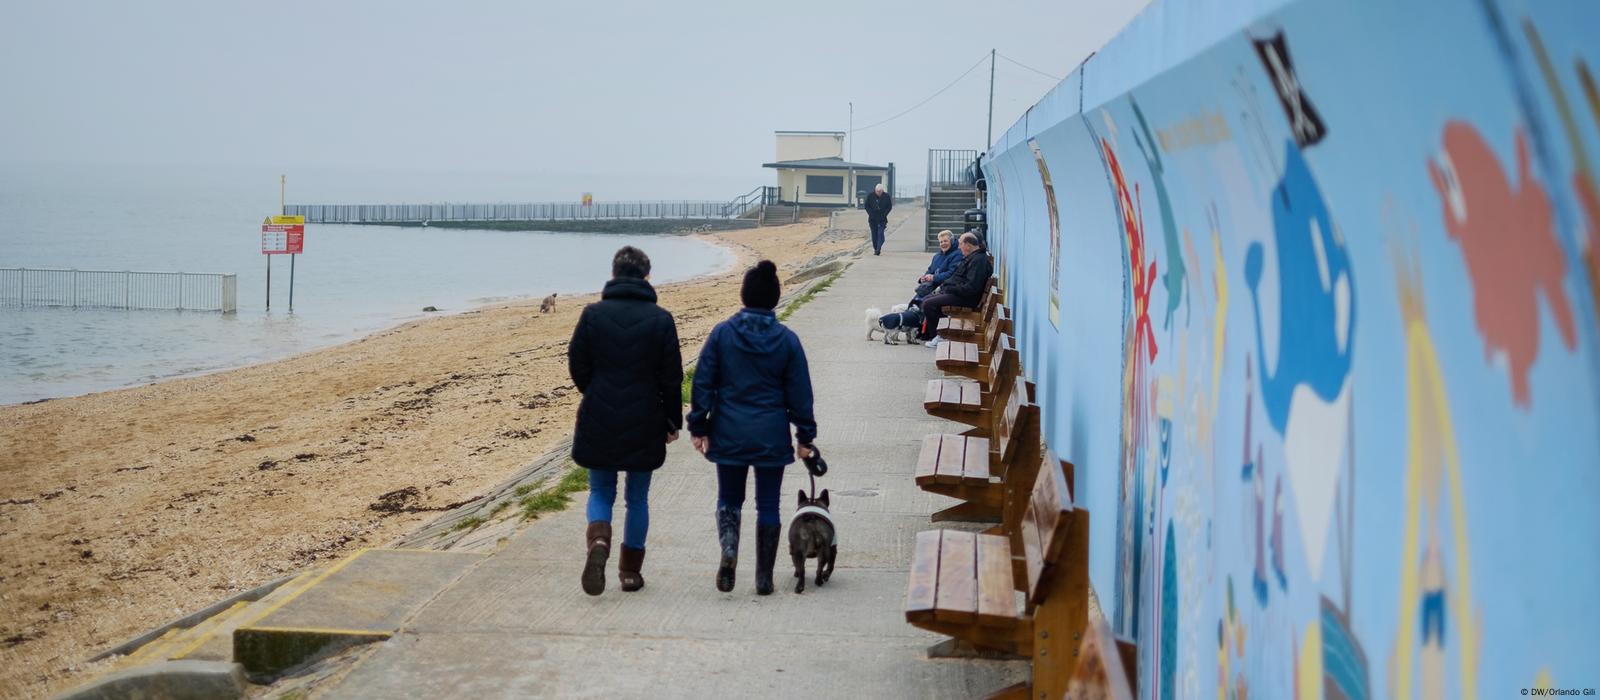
[320,210,1024,698]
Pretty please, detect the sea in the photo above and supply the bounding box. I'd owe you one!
[0,162,736,405]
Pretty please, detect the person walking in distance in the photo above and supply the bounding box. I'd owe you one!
[865,183,893,255]
[568,246,684,595]
[688,260,818,595]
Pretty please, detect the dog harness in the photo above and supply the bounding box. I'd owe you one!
[790,505,837,546]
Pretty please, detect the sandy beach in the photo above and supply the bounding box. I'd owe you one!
[0,217,867,697]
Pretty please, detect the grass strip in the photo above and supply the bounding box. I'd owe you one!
[519,463,590,521]
[778,271,842,322]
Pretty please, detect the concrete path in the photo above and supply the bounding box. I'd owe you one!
[322,208,1025,698]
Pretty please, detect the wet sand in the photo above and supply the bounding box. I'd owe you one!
[0,218,862,697]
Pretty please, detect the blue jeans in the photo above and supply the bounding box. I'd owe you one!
[870,222,887,252]
[587,469,652,549]
[716,464,785,526]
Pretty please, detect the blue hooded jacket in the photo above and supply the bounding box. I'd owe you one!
[687,308,817,467]
[924,246,965,285]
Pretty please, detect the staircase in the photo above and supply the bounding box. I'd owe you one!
[760,203,799,227]
[924,149,981,251]
[926,187,977,249]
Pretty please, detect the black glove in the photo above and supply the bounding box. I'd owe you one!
[802,445,828,477]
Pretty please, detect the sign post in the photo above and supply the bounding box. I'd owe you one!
[261,214,305,311]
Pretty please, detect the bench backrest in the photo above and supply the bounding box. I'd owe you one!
[1021,450,1076,605]
[982,332,1019,398]
[981,304,1012,359]
[1068,603,1137,700]
[992,373,1036,472]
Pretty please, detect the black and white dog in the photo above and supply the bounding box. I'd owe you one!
[788,488,836,593]
[864,303,923,345]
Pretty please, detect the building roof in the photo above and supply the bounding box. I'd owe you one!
[762,157,888,171]
[774,130,845,136]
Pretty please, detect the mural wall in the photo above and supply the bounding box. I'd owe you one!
[981,0,1600,697]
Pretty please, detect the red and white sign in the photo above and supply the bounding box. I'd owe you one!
[261,215,305,255]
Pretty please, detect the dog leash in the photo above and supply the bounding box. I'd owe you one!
[802,445,828,500]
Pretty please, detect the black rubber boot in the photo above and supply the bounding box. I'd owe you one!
[754,523,781,596]
[716,506,740,593]
[582,521,611,596]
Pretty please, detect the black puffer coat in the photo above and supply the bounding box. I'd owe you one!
[938,244,994,304]
[567,277,684,471]
[865,191,893,226]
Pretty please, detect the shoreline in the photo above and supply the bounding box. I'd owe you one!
[2,233,739,409]
[0,217,865,698]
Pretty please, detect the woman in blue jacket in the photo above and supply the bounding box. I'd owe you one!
[688,260,818,595]
[915,229,964,299]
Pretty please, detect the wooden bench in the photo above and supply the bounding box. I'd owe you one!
[904,451,1088,692]
[935,305,1011,382]
[937,281,1001,342]
[943,278,999,324]
[925,335,1018,432]
[915,375,1038,523]
[1061,593,1137,700]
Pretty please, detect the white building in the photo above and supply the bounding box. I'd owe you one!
[763,130,892,207]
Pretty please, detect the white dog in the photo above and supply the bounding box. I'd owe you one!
[865,303,916,345]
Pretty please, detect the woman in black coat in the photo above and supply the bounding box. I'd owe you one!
[568,246,683,596]
[688,260,818,595]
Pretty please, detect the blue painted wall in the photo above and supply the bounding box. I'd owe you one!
[982,0,1600,697]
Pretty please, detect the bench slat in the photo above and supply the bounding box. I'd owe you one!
[905,530,942,623]
[975,533,1017,626]
[914,435,942,486]
[959,380,982,408]
[933,530,978,624]
[1021,496,1045,600]
[934,435,966,485]
[923,378,942,407]
[964,435,990,481]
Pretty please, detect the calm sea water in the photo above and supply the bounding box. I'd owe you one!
[0,163,734,405]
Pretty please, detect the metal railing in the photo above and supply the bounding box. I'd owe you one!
[0,268,237,313]
[927,149,980,190]
[925,149,982,251]
[288,189,775,224]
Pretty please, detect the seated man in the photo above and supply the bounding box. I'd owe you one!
[919,232,992,347]
[914,230,964,302]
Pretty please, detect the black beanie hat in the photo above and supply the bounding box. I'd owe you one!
[741,260,781,310]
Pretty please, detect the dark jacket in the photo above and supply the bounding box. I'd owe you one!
[924,246,965,285]
[864,191,893,226]
[568,277,683,472]
[687,309,817,467]
[938,245,993,303]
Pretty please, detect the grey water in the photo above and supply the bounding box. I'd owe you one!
[0,163,734,405]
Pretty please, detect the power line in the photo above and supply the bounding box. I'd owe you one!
[996,52,1064,82]
[850,53,992,134]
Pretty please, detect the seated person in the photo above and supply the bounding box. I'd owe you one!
[919,232,993,347]
[914,230,964,301]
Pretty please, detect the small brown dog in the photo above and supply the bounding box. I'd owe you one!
[540,293,557,313]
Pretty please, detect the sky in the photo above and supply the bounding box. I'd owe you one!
[0,0,1150,201]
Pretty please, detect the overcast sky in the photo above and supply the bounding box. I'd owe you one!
[0,0,1149,200]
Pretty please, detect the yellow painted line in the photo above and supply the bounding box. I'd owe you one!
[234,548,372,631]
[239,626,393,638]
[125,629,179,665]
[169,600,250,660]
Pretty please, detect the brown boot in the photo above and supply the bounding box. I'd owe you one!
[582,521,611,596]
[618,546,646,592]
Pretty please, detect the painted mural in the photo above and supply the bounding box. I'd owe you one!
[980,0,1600,698]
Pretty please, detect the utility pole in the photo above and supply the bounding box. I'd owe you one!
[986,49,996,148]
[848,101,855,207]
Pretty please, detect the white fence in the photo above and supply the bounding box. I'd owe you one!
[0,268,237,313]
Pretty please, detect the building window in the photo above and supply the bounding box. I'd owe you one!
[806,174,844,195]
[856,175,881,194]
